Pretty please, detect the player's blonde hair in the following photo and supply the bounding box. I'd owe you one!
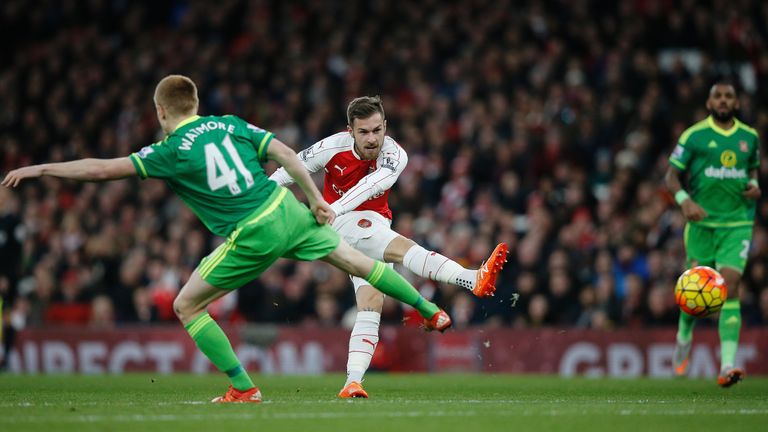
[347,96,385,126]
[154,75,199,117]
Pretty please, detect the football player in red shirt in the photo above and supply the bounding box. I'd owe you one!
[271,96,508,398]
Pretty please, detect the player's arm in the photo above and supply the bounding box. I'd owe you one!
[744,135,761,200]
[664,165,707,222]
[267,138,334,224]
[744,168,761,200]
[269,140,327,186]
[2,157,136,187]
[330,142,407,217]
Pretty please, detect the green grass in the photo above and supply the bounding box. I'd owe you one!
[0,374,766,432]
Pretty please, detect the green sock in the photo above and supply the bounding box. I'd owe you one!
[676,311,696,343]
[366,261,440,318]
[185,313,254,391]
[718,299,741,370]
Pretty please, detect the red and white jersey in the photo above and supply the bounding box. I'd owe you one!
[270,132,407,219]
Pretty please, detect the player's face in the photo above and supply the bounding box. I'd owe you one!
[349,113,386,160]
[706,84,739,123]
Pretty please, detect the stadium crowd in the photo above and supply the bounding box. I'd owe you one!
[1,0,768,345]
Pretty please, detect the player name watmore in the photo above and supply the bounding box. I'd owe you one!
[180,120,236,150]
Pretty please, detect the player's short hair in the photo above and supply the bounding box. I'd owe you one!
[347,96,385,126]
[709,78,739,96]
[154,75,199,117]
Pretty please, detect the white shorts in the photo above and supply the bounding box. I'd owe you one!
[332,210,399,292]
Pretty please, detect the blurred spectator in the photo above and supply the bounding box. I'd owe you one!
[89,295,115,329]
[44,269,91,325]
[314,293,340,328]
[130,287,159,324]
[449,291,476,329]
[546,270,580,325]
[644,284,678,326]
[527,294,550,327]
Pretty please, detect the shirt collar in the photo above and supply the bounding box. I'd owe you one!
[174,115,201,132]
[706,115,738,137]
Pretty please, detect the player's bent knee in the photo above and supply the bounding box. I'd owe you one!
[383,236,417,263]
[172,296,185,320]
[173,294,195,321]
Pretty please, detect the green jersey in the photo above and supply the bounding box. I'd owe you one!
[129,115,276,236]
[669,116,760,227]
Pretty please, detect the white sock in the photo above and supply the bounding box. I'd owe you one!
[345,311,381,386]
[402,245,477,290]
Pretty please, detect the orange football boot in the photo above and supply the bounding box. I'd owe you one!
[423,309,452,333]
[717,368,745,388]
[211,385,263,403]
[472,243,509,297]
[338,381,369,398]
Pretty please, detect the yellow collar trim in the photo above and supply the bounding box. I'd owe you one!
[174,115,201,132]
[706,116,738,137]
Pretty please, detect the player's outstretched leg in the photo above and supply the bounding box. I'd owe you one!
[323,241,452,332]
[673,311,696,376]
[368,261,451,332]
[401,242,509,298]
[175,271,261,403]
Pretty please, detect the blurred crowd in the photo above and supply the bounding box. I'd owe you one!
[2,0,768,346]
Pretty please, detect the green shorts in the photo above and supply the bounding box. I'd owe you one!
[197,187,340,289]
[684,223,753,273]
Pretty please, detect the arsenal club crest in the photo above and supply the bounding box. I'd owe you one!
[358,218,372,228]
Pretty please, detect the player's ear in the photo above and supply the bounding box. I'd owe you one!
[347,124,353,136]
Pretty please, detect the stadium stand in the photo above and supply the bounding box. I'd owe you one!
[1,0,767,347]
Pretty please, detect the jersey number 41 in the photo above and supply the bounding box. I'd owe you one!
[204,134,254,195]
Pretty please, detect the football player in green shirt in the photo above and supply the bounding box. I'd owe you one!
[666,80,761,387]
[2,75,452,402]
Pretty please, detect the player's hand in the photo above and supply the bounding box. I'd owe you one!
[1,165,43,188]
[743,182,761,200]
[680,199,707,222]
[311,199,336,225]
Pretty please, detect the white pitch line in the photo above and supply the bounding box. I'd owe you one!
[0,410,481,423]
[2,408,768,424]
[1,398,767,408]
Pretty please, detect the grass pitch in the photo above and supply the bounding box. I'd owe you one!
[1,373,766,432]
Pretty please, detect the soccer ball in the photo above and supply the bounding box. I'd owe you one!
[674,266,728,317]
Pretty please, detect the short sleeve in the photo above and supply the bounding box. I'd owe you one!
[669,139,692,171]
[245,122,274,162]
[130,142,177,179]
